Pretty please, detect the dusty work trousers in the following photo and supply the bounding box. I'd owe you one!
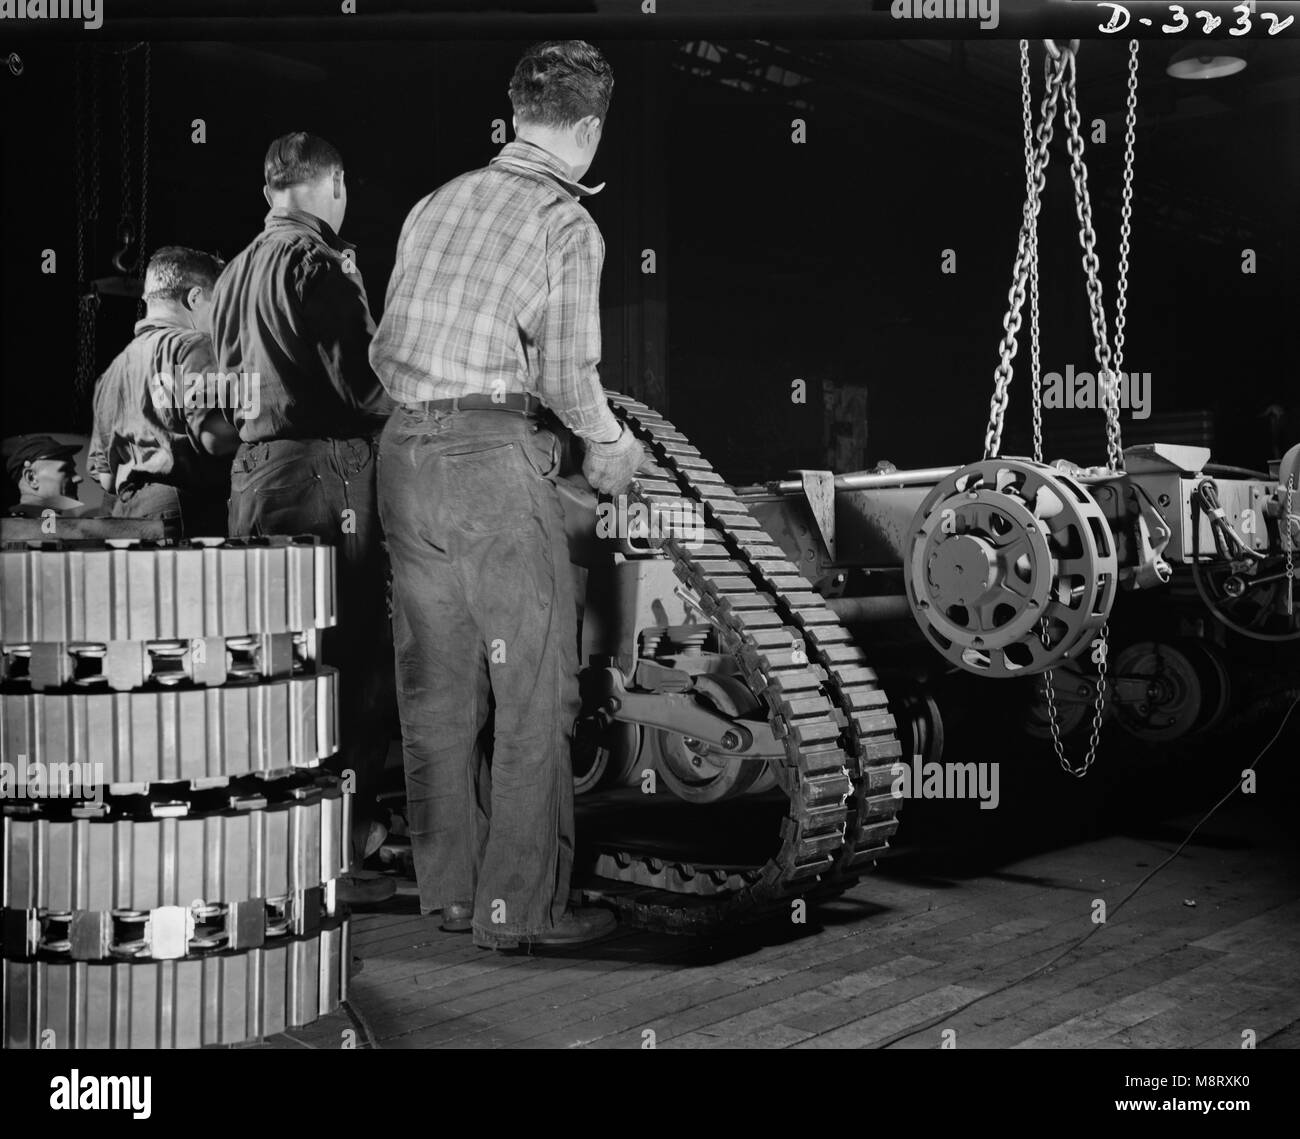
[378,406,579,941]
[228,437,395,858]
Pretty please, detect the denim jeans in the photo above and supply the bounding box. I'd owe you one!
[228,437,396,856]
[378,407,579,940]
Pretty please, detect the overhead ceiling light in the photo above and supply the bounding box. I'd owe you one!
[1166,45,1247,80]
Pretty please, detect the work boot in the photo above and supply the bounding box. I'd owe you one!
[474,907,617,951]
[439,902,472,933]
[336,875,397,905]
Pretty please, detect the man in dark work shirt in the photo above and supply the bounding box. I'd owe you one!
[208,132,397,903]
[89,245,233,536]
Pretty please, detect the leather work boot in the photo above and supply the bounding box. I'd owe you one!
[474,907,617,951]
[439,902,473,933]
[336,875,398,906]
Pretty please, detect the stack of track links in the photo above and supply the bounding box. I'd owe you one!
[0,533,350,1048]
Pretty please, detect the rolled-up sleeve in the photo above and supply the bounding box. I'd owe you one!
[540,220,620,442]
[87,373,114,480]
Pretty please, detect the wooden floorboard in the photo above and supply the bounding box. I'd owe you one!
[259,791,1299,1050]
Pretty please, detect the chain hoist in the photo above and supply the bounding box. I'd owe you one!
[983,42,1072,462]
[1022,40,1045,464]
[111,47,138,276]
[1004,40,1140,775]
[1062,46,1130,474]
[1111,39,1139,384]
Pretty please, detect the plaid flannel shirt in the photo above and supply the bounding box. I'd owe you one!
[369,140,622,442]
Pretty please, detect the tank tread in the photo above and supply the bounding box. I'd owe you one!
[583,394,903,931]
[0,538,335,644]
[1,668,338,783]
[4,780,348,917]
[3,920,348,1048]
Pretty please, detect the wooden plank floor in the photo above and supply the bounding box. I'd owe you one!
[274,782,1300,1050]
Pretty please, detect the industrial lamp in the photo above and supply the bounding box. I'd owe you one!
[1166,45,1247,79]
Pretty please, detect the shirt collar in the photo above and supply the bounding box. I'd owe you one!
[264,206,354,252]
[133,313,192,337]
[489,140,605,199]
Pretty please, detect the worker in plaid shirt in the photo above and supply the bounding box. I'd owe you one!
[370,40,643,950]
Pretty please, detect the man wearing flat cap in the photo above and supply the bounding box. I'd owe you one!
[3,436,99,518]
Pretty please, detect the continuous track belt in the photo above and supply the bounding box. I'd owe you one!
[0,539,335,643]
[4,783,347,920]
[0,668,338,782]
[3,920,348,1048]
[587,394,903,931]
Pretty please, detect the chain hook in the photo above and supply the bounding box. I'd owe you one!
[112,217,138,274]
[1043,39,1081,61]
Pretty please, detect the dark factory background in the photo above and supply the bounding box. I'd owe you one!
[2,37,1297,483]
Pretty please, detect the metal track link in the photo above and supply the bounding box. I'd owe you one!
[3,920,348,1048]
[586,394,903,931]
[1,668,338,782]
[0,538,335,644]
[4,783,347,909]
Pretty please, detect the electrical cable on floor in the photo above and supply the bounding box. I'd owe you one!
[870,690,1300,1049]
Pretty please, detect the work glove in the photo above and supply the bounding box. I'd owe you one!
[113,449,175,497]
[582,423,646,496]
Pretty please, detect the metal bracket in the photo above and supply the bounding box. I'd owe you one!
[794,469,836,560]
[1123,483,1173,590]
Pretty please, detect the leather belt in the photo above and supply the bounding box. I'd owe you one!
[403,393,542,415]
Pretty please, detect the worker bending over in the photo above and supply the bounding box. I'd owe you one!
[89,246,234,535]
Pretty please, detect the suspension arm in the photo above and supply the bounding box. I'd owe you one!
[597,669,786,759]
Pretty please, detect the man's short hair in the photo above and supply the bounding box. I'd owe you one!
[509,40,613,129]
[142,246,225,303]
[264,132,344,191]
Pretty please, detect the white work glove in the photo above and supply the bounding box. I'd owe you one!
[582,424,646,496]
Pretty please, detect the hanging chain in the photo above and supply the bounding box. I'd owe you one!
[74,47,102,407]
[1042,622,1110,778]
[74,50,87,295]
[1111,39,1139,382]
[138,43,150,277]
[137,43,151,316]
[983,46,1072,461]
[1021,41,1045,464]
[118,48,133,240]
[1024,42,1139,775]
[89,48,101,228]
[1062,50,1126,473]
